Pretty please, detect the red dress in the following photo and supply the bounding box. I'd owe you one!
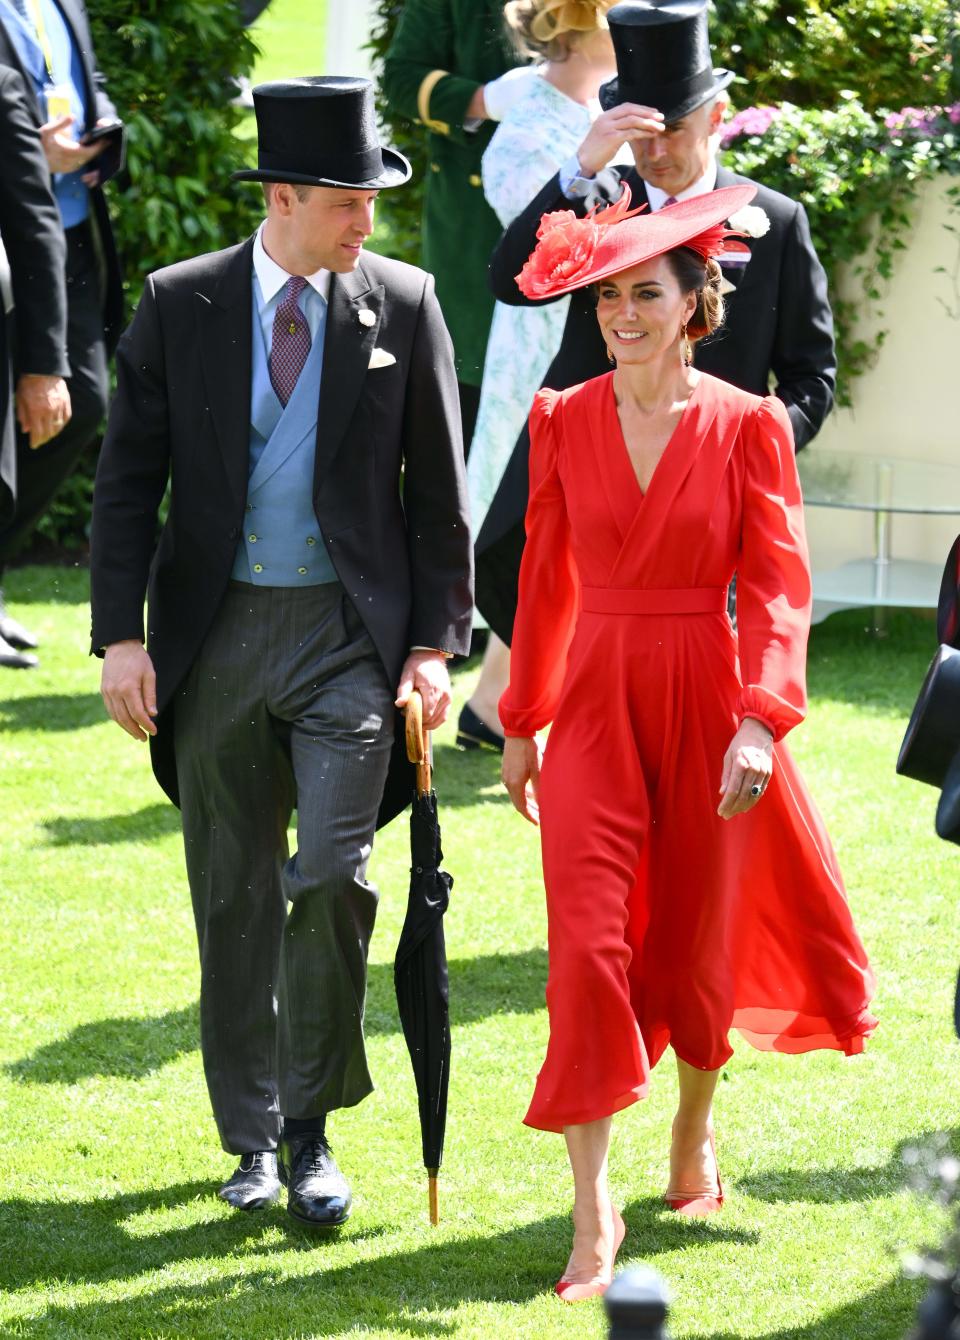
[499,371,877,1134]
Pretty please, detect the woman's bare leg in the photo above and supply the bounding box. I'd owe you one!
[668,1056,721,1194]
[561,1117,623,1285]
[465,633,510,735]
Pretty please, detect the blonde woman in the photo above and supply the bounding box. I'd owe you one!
[458,0,615,753]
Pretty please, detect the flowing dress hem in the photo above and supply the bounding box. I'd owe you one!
[523,1081,648,1135]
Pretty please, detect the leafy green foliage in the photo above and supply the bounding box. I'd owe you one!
[30,0,262,553]
[91,0,262,295]
[722,98,960,400]
[710,0,958,111]
[366,0,427,267]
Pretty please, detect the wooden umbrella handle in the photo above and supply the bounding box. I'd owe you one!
[404,689,432,796]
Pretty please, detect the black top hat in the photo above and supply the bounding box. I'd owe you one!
[599,0,735,123]
[232,76,412,190]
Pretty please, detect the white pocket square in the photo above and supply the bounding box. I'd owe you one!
[368,347,396,370]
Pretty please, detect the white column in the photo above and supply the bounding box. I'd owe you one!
[326,0,377,81]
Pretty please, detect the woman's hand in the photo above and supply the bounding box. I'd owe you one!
[502,735,543,826]
[717,717,774,819]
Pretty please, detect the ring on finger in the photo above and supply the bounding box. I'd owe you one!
[750,783,763,797]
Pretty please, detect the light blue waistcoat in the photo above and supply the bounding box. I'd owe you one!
[231,290,337,586]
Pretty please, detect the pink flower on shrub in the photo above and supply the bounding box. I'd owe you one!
[949,103,960,125]
[885,105,941,135]
[720,105,779,149]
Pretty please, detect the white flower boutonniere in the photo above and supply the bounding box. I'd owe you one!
[727,205,771,238]
[357,309,376,328]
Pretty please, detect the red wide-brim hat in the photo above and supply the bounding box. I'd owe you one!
[516,183,758,300]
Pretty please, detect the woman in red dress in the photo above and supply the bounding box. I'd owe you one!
[499,186,877,1301]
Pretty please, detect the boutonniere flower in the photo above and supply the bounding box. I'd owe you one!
[357,308,376,328]
[727,205,770,238]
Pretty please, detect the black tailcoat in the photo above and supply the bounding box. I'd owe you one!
[0,0,124,353]
[90,240,473,827]
[475,163,836,642]
[0,63,69,523]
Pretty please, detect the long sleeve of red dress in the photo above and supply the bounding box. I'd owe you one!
[736,396,812,742]
[500,390,579,738]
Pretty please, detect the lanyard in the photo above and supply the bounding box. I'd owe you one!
[21,0,55,82]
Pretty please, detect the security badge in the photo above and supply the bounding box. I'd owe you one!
[44,82,73,122]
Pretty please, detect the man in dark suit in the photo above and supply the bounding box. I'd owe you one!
[473,0,835,645]
[90,78,472,1228]
[0,0,124,666]
[0,61,71,667]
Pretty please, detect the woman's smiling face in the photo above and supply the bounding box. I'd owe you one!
[595,254,697,365]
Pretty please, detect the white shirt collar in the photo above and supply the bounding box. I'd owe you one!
[644,158,718,213]
[253,222,331,304]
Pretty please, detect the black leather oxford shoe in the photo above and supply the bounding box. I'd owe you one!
[218,1151,281,1211]
[278,1134,351,1227]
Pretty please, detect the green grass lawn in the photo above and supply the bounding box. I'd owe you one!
[0,566,957,1338]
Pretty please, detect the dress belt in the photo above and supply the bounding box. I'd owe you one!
[580,586,728,615]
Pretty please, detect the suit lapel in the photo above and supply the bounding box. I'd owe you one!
[314,263,383,491]
[196,237,254,513]
[0,15,40,115]
[52,0,94,128]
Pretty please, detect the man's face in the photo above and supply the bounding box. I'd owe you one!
[285,186,379,272]
[629,100,721,197]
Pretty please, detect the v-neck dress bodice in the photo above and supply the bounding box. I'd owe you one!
[499,371,876,1135]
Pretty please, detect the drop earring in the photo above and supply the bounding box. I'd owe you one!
[680,323,692,366]
[607,347,616,365]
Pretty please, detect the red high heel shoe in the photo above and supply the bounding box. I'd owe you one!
[663,1131,724,1217]
[555,1208,626,1302]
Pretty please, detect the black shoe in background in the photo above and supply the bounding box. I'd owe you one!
[218,1150,281,1211]
[456,702,505,753]
[0,632,38,669]
[278,1134,351,1227]
[0,593,39,650]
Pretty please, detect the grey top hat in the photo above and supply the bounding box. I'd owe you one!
[232,75,412,190]
[599,0,735,123]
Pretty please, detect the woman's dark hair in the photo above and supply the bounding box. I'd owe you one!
[663,247,725,342]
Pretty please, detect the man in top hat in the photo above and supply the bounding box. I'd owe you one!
[90,76,472,1226]
[475,0,835,643]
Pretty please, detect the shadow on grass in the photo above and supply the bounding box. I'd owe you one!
[806,607,933,718]
[0,1191,759,1336]
[737,1129,960,1205]
[5,948,548,1083]
[0,691,103,732]
[706,1276,925,1340]
[40,803,181,847]
[4,563,88,605]
[429,741,511,811]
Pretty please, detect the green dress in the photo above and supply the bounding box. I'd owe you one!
[381,0,521,387]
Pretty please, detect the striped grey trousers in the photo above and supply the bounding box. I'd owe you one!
[174,581,394,1154]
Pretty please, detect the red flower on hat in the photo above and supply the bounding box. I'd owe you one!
[516,185,645,299]
[682,222,751,263]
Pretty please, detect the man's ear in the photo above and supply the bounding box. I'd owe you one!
[709,97,728,135]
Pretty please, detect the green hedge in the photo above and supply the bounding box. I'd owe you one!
[31,0,262,553]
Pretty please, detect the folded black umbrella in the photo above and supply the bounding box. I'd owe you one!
[395,691,453,1224]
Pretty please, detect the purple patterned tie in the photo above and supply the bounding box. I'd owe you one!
[270,276,311,406]
[664,196,678,208]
